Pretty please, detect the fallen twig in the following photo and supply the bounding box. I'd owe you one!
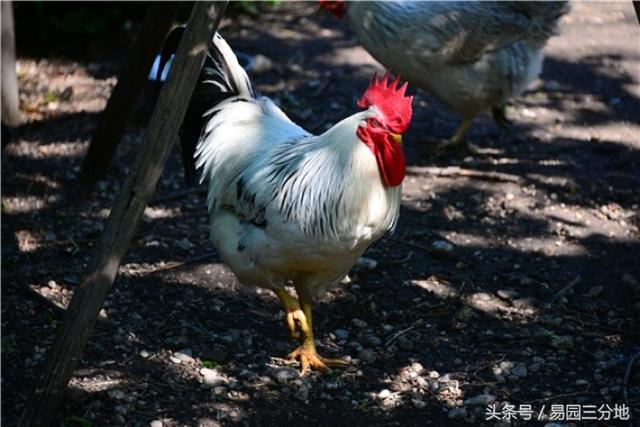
[406,166,522,183]
[384,236,433,254]
[386,251,413,264]
[385,321,422,347]
[549,275,581,304]
[142,251,218,274]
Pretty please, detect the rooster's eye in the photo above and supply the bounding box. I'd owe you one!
[370,119,380,128]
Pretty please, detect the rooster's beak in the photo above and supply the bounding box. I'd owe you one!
[391,133,403,144]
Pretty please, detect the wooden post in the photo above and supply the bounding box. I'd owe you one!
[19,3,228,426]
[78,2,180,193]
[1,0,21,127]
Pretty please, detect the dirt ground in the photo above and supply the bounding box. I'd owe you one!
[2,2,639,426]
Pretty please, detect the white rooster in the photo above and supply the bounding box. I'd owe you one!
[194,33,413,373]
[321,0,570,147]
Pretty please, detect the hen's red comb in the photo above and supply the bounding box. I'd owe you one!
[357,73,413,133]
[319,0,347,18]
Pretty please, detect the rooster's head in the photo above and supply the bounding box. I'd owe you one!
[319,0,347,18]
[356,73,413,187]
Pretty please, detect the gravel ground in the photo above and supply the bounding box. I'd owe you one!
[2,2,639,426]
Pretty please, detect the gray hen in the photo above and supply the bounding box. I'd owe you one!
[321,1,570,146]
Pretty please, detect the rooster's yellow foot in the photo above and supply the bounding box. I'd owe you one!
[288,345,348,375]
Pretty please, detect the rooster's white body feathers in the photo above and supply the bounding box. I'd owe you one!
[195,34,400,301]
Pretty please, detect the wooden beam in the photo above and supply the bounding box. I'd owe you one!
[19,3,228,425]
[1,0,21,127]
[78,2,180,193]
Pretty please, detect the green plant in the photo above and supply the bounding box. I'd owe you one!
[201,360,220,369]
[42,309,58,328]
[64,415,93,427]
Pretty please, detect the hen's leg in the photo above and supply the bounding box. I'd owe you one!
[437,116,474,149]
[491,105,512,130]
[287,300,348,375]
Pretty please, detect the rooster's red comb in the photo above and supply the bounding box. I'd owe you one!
[357,73,413,133]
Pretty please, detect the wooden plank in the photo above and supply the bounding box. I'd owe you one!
[19,3,228,425]
[1,1,21,127]
[78,2,180,192]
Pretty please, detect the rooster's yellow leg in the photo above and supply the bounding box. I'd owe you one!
[274,288,304,341]
[287,300,348,375]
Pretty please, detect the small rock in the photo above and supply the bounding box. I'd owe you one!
[196,418,222,427]
[174,348,194,363]
[448,407,467,419]
[270,367,299,384]
[511,363,528,378]
[200,368,225,387]
[176,238,194,251]
[464,394,496,406]
[410,362,425,374]
[431,240,454,256]
[499,361,514,372]
[107,389,126,400]
[550,335,574,349]
[294,385,310,402]
[334,329,350,340]
[576,379,589,386]
[519,276,535,286]
[428,370,440,379]
[412,398,427,409]
[114,405,128,415]
[113,414,126,425]
[529,362,541,373]
[512,297,536,309]
[251,54,273,74]
[150,421,163,427]
[378,389,392,399]
[352,318,367,328]
[169,356,182,364]
[497,289,519,300]
[356,257,378,270]
[359,348,377,364]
